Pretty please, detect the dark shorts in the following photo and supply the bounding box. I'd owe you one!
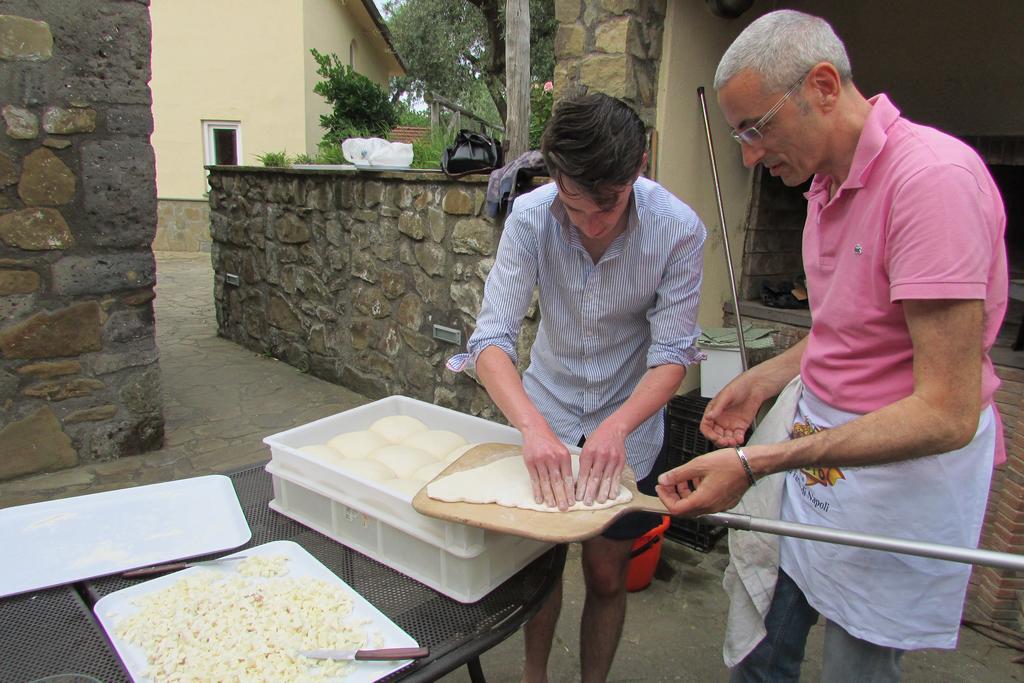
[576,426,668,542]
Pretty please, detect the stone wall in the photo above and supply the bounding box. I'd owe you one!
[553,0,666,125]
[0,2,163,481]
[154,198,211,252]
[725,306,1023,629]
[208,167,538,423]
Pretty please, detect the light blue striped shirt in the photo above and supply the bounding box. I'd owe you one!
[458,177,706,479]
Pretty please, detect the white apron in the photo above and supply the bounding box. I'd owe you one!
[779,386,995,649]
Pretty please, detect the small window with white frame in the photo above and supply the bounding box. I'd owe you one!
[202,120,242,166]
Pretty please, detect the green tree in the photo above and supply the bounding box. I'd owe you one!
[384,0,556,127]
[311,49,399,144]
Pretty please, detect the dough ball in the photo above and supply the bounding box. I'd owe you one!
[369,415,429,443]
[370,444,437,478]
[326,430,388,459]
[412,461,448,483]
[443,442,480,464]
[382,478,424,498]
[297,444,342,460]
[331,458,395,482]
[401,429,468,458]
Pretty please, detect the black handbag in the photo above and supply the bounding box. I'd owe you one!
[441,130,503,177]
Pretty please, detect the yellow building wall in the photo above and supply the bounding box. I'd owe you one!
[301,0,403,157]
[152,0,404,201]
[150,0,308,200]
[656,1,760,393]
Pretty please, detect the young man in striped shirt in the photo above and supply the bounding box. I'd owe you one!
[452,93,706,682]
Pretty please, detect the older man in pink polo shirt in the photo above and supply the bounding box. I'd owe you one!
[657,9,1007,682]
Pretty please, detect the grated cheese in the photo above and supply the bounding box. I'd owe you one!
[237,554,289,578]
[113,556,378,682]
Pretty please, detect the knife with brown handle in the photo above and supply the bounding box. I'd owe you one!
[298,646,429,661]
[122,556,246,578]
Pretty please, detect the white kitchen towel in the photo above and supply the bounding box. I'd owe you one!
[722,375,802,668]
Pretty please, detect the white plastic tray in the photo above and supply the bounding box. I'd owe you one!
[267,464,552,603]
[93,540,421,683]
[263,396,523,556]
[0,475,251,598]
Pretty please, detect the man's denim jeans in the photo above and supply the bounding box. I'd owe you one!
[730,569,904,683]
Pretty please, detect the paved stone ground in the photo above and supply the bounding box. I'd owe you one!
[2,252,1021,681]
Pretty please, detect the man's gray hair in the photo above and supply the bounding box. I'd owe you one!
[714,10,852,93]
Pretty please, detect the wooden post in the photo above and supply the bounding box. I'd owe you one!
[505,0,530,160]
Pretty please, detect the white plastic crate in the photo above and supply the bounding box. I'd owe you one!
[262,395,554,602]
[267,463,551,603]
[263,395,524,557]
[699,347,743,398]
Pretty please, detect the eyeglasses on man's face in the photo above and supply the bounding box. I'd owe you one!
[730,73,807,146]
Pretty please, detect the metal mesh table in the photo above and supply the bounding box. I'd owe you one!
[69,463,566,682]
[0,585,130,683]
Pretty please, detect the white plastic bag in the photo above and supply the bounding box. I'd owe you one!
[341,137,414,168]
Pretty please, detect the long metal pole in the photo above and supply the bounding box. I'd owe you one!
[700,511,1024,572]
[698,86,749,371]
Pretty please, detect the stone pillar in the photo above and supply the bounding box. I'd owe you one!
[0,2,163,480]
[552,0,666,126]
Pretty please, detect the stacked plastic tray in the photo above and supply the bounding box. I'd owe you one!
[262,396,552,603]
[664,393,727,552]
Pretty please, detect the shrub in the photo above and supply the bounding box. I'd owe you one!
[312,49,399,145]
[315,141,346,165]
[256,150,291,167]
[411,127,452,169]
[529,80,554,150]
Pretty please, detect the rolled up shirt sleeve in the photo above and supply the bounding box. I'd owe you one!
[463,215,539,372]
[646,210,706,369]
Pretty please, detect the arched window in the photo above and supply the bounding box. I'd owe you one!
[349,39,358,70]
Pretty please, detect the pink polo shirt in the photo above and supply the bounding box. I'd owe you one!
[800,95,1008,463]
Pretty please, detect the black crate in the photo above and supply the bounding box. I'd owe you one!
[663,393,725,552]
[664,517,726,552]
[665,393,715,468]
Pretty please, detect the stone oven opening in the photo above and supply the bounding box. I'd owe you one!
[735,136,1024,356]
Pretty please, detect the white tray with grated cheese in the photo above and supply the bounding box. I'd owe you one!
[93,540,422,682]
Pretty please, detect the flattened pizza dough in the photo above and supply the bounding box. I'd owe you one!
[426,455,632,512]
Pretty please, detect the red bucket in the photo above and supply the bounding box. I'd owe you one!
[626,515,671,592]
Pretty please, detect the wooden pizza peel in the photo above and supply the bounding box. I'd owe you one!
[411,445,1024,572]
[411,443,669,543]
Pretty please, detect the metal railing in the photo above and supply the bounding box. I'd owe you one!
[425,92,504,138]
